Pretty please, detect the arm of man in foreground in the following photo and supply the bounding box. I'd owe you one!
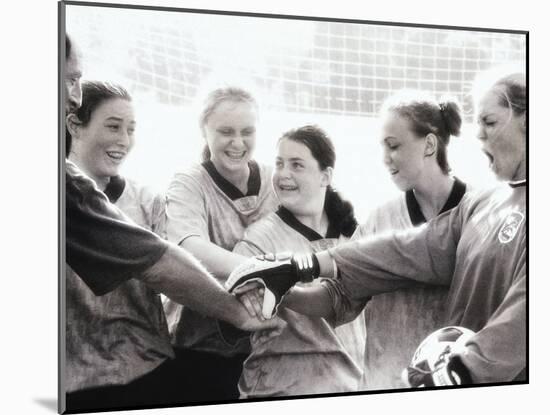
[65,161,283,334]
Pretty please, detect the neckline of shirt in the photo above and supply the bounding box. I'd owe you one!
[276,205,340,241]
[103,175,126,203]
[202,160,261,200]
[405,177,467,226]
[508,180,526,188]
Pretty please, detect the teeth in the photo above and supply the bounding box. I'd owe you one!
[107,152,125,160]
[226,151,245,159]
[279,185,297,191]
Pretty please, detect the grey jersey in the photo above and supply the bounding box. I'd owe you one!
[354,179,466,390]
[235,210,366,397]
[165,160,278,355]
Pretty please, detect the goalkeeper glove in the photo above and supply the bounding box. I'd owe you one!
[225,252,320,318]
[403,352,472,387]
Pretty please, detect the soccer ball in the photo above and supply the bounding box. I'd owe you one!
[411,326,475,372]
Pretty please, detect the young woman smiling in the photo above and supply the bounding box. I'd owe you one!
[233,125,366,397]
[351,91,467,390]
[164,87,278,402]
[266,68,526,386]
[65,81,177,411]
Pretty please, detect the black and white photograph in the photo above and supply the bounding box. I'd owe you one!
[4,0,546,414]
[60,1,527,413]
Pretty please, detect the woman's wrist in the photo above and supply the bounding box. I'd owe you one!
[315,251,337,278]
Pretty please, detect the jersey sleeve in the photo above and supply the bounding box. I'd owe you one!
[351,208,378,241]
[66,163,169,296]
[462,248,526,382]
[233,218,275,257]
[329,204,465,300]
[321,277,369,326]
[165,171,209,245]
[319,206,380,325]
[233,238,267,257]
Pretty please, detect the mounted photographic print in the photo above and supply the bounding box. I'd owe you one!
[59,0,528,413]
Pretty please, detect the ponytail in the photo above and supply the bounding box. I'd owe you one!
[324,186,358,237]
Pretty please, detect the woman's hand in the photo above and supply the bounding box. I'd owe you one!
[237,285,265,320]
[237,312,286,343]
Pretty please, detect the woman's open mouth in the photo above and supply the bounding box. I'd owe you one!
[106,151,126,163]
[225,150,246,160]
[482,149,495,166]
[278,184,298,191]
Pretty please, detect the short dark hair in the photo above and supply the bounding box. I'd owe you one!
[278,125,358,237]
[279,125,335,170]
[66,81,132,156]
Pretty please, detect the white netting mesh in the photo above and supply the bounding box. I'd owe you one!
[68,8,525,122]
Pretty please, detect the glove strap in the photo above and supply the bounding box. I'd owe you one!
[291,253,320,283]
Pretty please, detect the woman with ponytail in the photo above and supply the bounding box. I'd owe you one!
[235,69,526,387]
[233,125,366,397]
[272,91,468,391]
[349,91,469,390]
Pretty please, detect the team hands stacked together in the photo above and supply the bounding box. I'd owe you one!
[227,252,319,318]
[225,253,471,389]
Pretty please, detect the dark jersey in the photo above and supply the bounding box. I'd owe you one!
[325,183,526,383]
[65,161,168,295]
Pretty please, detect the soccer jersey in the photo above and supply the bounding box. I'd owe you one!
[66,161,168,295]
[324,183,526,383]
[66,175,174,392]
[234,207,366,398]
[165,160,278,355]
[353,178,467,390]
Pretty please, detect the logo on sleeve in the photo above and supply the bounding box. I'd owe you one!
[498,211,524,244]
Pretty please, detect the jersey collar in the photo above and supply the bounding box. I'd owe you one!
[202,160,261,200]
[508,179,526,188]
[406,177,467,226]
[276,206,340,241]
[103,175,126,203]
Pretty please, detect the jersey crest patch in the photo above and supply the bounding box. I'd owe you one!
[498,211,524,244]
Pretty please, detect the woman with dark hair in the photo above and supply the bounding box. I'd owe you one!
[61,42,284,413]
[164,86,278,401]
[233,125,366,397]
[350,91,468,390]
[64,81,177,410]
[322,70,527,386]
[229,67,526,387]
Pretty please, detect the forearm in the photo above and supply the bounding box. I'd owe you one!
[181,236,247,282]
[320,218,460,297]
[140,243,247,327]
[317,251,337,278]
[282,284,334,319]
